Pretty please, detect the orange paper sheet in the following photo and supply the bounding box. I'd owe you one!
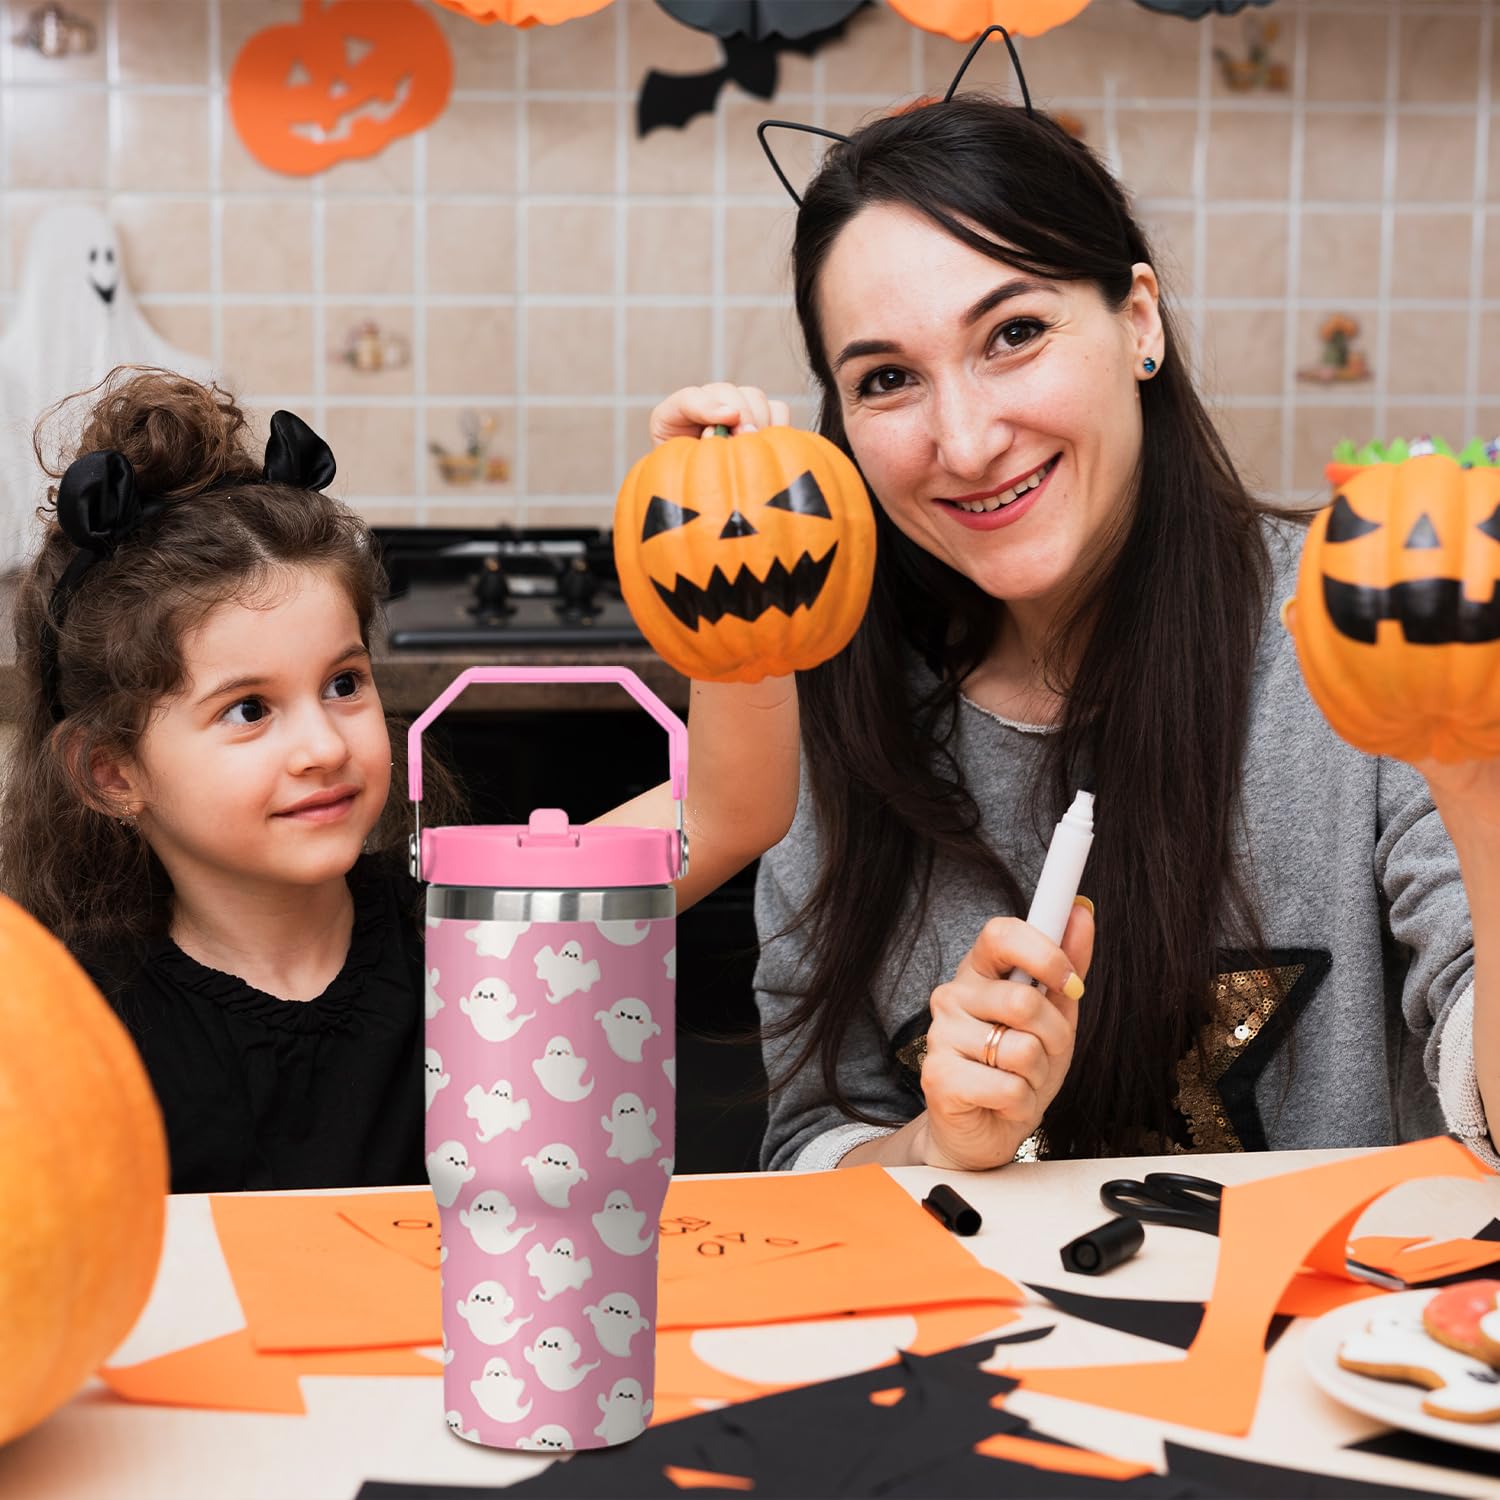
[658,1166,1022,1329]
[336,1190,443,1270]
[1015,1136,1489,1435]
[1275,1271,1385,1319]
[662,1466,755,1492]
[975,1431,1152,1480]
[211,1193,441,1352]
[100,1329,439,1414]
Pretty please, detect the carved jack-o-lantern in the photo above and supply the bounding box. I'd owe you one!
[1287,454,1500,763]
[613,427,876,684]
[228,0,453,178]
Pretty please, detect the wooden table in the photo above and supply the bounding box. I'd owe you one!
[6,1149,1500,1500]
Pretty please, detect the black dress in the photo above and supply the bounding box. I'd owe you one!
[80,854,426,1194]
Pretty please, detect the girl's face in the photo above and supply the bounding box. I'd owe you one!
[818,203,1163,609]
[120,566,390,892]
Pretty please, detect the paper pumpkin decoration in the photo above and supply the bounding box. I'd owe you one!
[0,895,167,1445]
[887,0,1092,41]
[430,0,614,24]
[614,426,876,683]
[228,0,452,177]
[1285,455,1500,764]
[0,204,212,571]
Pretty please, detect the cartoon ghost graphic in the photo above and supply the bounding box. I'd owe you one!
[664,946,676,981]
[594,1377,651,1444]
[534,940,601,1003]
[445,1409,478,1442]
[455,1280,532,1346]
[658,1156,675,1178]
[515,1424,574,1452]
[426,1139,476,1208]
[592,1190,654,1257]
[461,976,535,1044]
[593,918,651,946]
[525,1236,593,1301]
[532,1036,594,1102]
[460,1190,534,1256]
[470,1357,533,1423]
[522,1143,589,1209]
[465,919,532,959]
[425,967,445,1019]
[424,1047,451,1112]
[523,1326,601,1392]
[584,1292,651,1357]
[465,1079,532,1142]
[601,1092,660,1166]
[595,997,662,1063]
[663,1056,676,1090]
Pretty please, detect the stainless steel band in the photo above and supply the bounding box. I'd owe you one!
[425,885,674,923]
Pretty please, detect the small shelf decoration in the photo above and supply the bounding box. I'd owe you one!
[228,0,452,177]
[334,319,410,374]
[11,1,94,57]
[1212,12,1286,91]
[1298,314,1370,386]
[429,412,510,486]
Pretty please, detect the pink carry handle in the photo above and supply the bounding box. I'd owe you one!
[405,666,689,879]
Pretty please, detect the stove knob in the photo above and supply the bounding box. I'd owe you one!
[469,556,515,621]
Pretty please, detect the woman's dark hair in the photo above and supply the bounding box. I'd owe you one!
[0,366,462,959]
[771,96,1285,1158]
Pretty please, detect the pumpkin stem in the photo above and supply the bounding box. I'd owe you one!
[713,424,732,438]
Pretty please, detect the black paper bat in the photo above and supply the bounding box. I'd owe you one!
[638,2,868,135]
[1134,0,1274,15]
[657,0,865,41]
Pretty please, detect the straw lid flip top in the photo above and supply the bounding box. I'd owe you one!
[421,809,680,891]
[407,666,688,885]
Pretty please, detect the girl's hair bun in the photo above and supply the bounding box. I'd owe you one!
[37,365,260,503]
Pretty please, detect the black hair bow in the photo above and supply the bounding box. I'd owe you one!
[40,409,337,722]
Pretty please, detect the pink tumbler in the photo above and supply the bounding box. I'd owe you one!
[409,667,685,1452]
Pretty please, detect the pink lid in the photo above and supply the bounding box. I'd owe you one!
[420,808,677,890]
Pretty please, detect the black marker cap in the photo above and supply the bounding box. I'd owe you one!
[1060,1215,1144,1275]
[923,1183,982,1236]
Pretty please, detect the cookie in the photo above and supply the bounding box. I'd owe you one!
[1422,1279,1500,1365]
[1339,1311,1500,1423]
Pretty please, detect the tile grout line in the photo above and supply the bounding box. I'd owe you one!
[1465,2,1493,441]
[515,26,529,528]
[614,0,628,501]
[207,0,223,377]
[1373,0,1399,441]
[1279,0,1309,496]
[413,126,428,523]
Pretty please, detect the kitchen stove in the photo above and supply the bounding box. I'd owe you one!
[373,525,645,649]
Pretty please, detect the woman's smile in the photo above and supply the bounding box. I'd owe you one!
[937,454,1061,529]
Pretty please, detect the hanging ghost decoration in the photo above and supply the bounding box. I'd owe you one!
[0,204,212,569]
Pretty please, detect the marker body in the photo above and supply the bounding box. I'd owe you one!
[1006,789,1095,986]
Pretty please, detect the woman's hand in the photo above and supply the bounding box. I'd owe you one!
[915,905,1094,1171]
[649,383,791,443]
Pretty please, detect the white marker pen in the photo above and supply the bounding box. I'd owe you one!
[1007,786,1095,986]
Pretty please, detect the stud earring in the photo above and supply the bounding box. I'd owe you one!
[1142,357,1158,375]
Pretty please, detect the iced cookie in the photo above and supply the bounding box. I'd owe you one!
[1422,1279,1500,1365]
[1339,1311,1500,1423]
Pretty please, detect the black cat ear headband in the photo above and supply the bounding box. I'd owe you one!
[757,23,1034,207]
[39,409,337,724]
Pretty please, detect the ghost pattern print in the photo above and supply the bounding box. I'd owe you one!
[425,915,676,1450]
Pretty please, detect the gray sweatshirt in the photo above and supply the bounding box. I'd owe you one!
[754,517,1491,1172]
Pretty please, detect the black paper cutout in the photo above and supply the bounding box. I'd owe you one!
[1164,1439,1446,1498]
[1348,1429,1500,1482]
[1134,0,1275,16]
[1474,1217,1500,1242]
[1026,1284,1290,1352]
[637,4,868,136]
[657,0,864,41]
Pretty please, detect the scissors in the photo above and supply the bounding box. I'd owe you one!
[1099,1172,1223,1236]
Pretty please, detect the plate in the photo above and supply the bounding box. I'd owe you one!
[1303,1288,1500,1453]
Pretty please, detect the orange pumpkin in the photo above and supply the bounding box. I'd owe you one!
[0,896,167,1445]
[429,0,614,25]
[614,427,877,683]
[888,0,1093,41]
[1286,455,1500,763]
[229,0,453,177]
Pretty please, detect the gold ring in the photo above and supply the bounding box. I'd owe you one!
[982,1021,1006,1070]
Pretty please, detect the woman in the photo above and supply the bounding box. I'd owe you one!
[651,91,1500,1173]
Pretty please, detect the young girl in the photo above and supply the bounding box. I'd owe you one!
[1,368,797,1194]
